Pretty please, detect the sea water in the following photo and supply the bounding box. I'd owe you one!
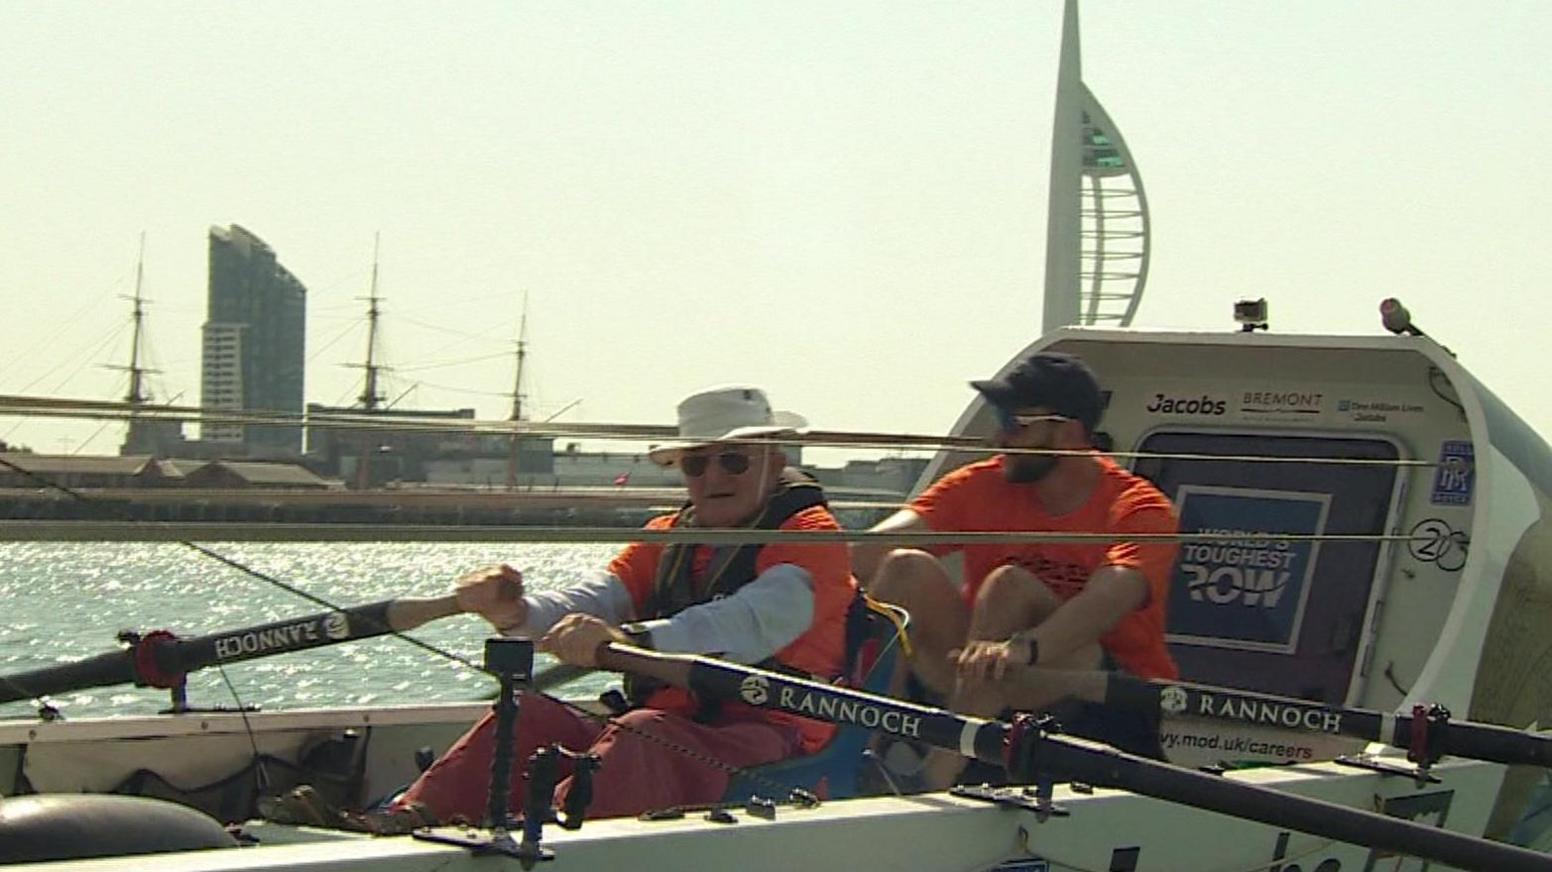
[0,542,617,720]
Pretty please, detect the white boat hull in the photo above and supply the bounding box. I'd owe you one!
[4,755,1508,872]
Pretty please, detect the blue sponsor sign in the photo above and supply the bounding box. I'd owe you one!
[1166,486,1330,653]
[1430,440,1474,506]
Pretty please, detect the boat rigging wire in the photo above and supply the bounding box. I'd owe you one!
[0,521,1457,546]
[0,392,1471,470]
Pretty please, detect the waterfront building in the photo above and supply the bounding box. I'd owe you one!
[201,225,307,456]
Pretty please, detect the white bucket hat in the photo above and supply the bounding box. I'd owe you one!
[647,386,807,467]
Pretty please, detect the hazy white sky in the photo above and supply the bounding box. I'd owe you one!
[2,1,1549,462]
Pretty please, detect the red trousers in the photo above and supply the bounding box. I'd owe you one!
[396,694,803,822]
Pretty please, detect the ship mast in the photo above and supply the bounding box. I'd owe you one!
[505,293,529,489]
[350,234,387,488]
[124,233,151,406]
[356,233,386,412]
[113,233,163,456]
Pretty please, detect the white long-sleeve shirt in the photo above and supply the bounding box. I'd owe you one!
[503,564,816,665]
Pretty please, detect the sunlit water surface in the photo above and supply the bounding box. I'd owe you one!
[0,542,617,719]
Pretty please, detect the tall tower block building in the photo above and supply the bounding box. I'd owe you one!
[201,225,307,455]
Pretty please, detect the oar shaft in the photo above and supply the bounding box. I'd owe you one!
[1094,673,1552,768]
[1054,737,1551,872]
[156,596,459,675]
[1393,716,1552,768]
[0,594,466,705]
[595,645,1551,872]
[0,650,136,705]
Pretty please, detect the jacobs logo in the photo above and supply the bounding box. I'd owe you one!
[1146,393,1227,415]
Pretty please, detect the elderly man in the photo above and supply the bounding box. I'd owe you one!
[394,386,857,823]
[854,352,1179,788]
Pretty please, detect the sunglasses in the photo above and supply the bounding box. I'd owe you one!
[680,451,753,477]
[994,408,1072,434]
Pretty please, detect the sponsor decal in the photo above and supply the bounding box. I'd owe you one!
[1240,389,1323,417]
[213,619,325,660]
[739,674,770,706]
[323,612,350,640]
[1145,393,1227,416]
[1408,518,1469,572]
[1158,727,1322,762]
[1429,440,1474,505]
[1335,398,1425,424]
[1167,486,1330,653]
[1193,692,1343,733]
[1159,685,1188,715]
[775,686,923,739]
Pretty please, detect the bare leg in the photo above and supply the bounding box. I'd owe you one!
[865,549,969,697]
[922,565,1101,789]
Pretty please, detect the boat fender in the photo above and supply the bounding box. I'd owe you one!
[0,793,237,864]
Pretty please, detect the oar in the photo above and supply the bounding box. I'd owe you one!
[531,663,593,692]
[1027,667,1552,769]
[595,644,1552,872]
[0,594,471,705]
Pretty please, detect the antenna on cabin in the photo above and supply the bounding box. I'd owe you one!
[1380,298,1425,337]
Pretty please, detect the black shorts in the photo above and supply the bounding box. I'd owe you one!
[1049,650,1163,760]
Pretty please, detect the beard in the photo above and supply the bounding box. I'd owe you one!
[1004,454,1058,484]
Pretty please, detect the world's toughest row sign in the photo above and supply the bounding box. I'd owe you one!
[1165,486,1330,653]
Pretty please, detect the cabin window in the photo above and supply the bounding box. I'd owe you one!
[1133,432,1400,705]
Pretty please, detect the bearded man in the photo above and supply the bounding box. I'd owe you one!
[854,352,1179,788]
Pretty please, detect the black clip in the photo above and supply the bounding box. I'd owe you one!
[745,796,777,820]
[557,750,602,830]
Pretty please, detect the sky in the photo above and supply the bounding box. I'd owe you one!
[2,1,1550,464]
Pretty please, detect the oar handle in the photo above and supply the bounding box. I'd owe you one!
[382,594,464,632]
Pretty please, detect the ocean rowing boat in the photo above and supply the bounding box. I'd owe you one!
[4,317,1552,870]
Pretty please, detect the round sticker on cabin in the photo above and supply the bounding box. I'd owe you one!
[1160,685,1188,714]
[740,674,769,706]
[323,612,350,641]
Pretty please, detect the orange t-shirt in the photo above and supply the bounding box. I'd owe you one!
[607,504,858,752]
[909,454,1180,680]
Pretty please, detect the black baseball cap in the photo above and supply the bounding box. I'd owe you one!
[971,351,1103,435]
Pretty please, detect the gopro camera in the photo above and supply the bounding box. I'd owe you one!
[1234,298,1269,332]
